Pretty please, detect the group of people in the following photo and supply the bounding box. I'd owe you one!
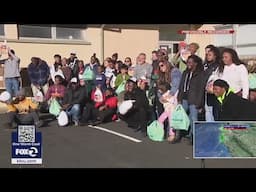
[1,42,256,145]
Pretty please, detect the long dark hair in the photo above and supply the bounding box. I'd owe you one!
[208,46,221,65]
[218,48,244,74]
[158,59,174,84]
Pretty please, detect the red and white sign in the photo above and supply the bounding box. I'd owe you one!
[178,30,235,34]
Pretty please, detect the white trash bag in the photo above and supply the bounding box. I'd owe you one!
[57,111,69,126]
[35,90,44,102]
[118,100,135,115]
[0,91,11,102]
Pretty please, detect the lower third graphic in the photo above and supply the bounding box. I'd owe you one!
[11,125,42,164]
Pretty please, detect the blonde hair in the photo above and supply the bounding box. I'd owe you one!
[247,60,256,73]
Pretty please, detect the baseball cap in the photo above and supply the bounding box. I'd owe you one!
[128,77,137,83]
[70,77,78,83]
[70,51,76,55]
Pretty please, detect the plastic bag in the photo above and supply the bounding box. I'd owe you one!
[115,81,126,95]
[82,67,95,80]
[170,104,190,130]
[35,90,44,102]
[0,91,11,102]
[49,98,61,116]
[147,120,164,142]
[249,73,256,89]
[94,87,103,103]
[57,111,69,126]
[118,100,135,115]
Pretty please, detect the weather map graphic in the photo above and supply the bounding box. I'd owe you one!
[194,122,256,158]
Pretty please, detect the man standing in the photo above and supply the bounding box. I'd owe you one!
[133,53,152,84]
[67,51,79,77]
[28,57,50,97]
[0,47,20,97]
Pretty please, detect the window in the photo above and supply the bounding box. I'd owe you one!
[19,25,52,38]
[18,24,86,40]
[56,26,83,40]
[0,24,5,36]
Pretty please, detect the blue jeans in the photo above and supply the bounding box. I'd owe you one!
[205,93,215,122]
[5,77,20,97]
[66,104,80,122]
[182,100,198,138]
[205,105,214,122]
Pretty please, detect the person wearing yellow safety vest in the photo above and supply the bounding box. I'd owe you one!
[213,79,256,121]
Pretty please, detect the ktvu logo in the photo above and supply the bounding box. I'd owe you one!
[15,147,38,157]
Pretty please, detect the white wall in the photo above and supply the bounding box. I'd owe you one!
[214,24,256,57]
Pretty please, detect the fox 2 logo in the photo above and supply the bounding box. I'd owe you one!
[15,147,38,157]
[12,125,42,164]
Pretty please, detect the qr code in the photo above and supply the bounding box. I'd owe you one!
[18,125,35,143]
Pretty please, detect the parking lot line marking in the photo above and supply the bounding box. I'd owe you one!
[88,125,142,143]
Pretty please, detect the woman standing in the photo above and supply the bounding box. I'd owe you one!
[216,48,249,99]
[177,55,205,145]
[204,46,220,121]
[157,59,182,141]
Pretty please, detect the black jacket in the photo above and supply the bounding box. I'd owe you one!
[151,60,159,75]
[217,92,256,121]
[124,88,149,110]
[178,69,205,108]
[63,86,87,106]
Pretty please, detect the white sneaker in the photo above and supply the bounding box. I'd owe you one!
[73,120,79,126]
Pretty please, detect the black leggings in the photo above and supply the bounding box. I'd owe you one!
[8,111,40,124]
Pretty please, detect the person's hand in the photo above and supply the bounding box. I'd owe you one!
[206,81,214,94]
[12,98,19,104]
[196,106,204,113]
[99,106,105,111]
[159,96,168,103]
[62,104,70,110]
[52,93,61,98]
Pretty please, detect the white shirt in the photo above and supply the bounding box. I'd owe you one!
[50,65,65,82]
[216,63,249,99]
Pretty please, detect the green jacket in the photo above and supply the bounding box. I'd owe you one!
[115,74,130,88]
[171,56,187,72]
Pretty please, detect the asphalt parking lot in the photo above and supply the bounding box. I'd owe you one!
[0,113,256,168]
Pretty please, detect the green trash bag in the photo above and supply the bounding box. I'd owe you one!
[49,99,61,116]
[147,120,164,142]
[115,81,126,95]
[249,73,256,89]
[83,67,95,80]
[170,104,190,131]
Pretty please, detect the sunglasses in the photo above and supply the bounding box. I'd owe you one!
[159,64,165,67]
